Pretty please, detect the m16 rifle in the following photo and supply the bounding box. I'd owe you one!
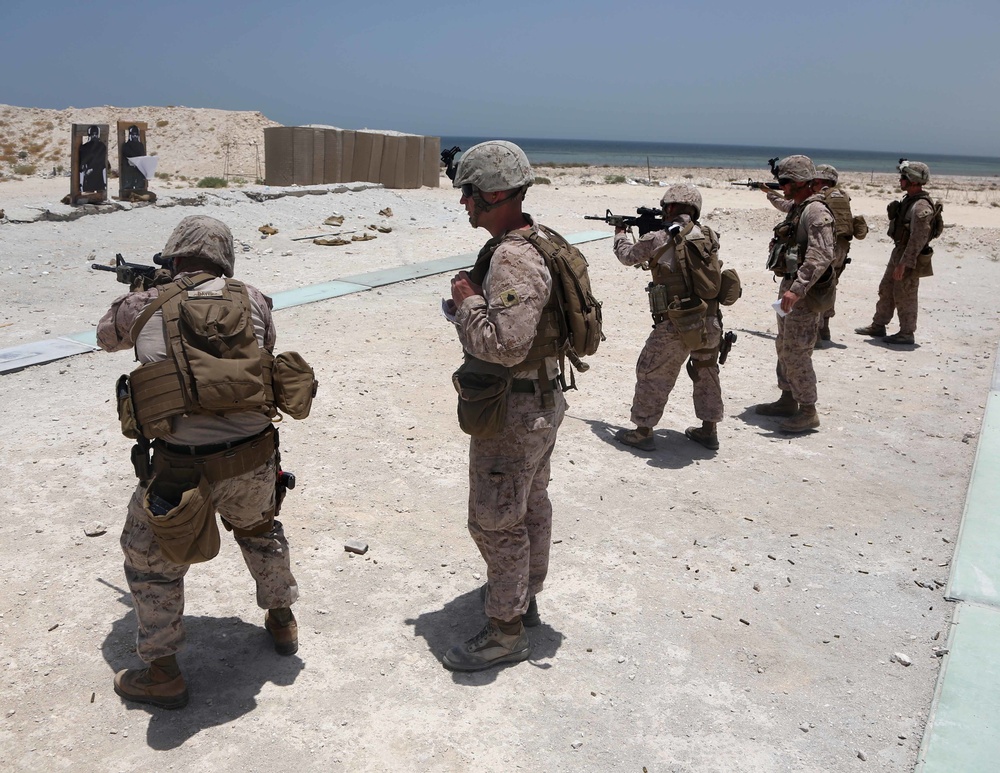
[441,145,461,182]
[731,179,780,190]
[584,206,668,236]
[91,252,174,289]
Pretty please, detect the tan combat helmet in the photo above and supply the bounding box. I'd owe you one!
[453,140,534,193]
[660,183,702,219]
[160,215,236,277]
[774,155,816,183]
[815,164,839,184]
[898,159,930,185]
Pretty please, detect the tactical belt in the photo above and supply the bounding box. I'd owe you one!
[512,378,562,394]
[153,426,275,483]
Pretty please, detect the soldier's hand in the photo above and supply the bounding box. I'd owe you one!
[151,268,174,287]
[780,290,800,313]
[451,271,482,306]
[892,263,908,281]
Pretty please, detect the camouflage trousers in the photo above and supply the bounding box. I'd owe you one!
[872,256,920,335]
[630,315,723,428]
[120,453,298,662]
[775,280,822,405]
[468,388,566,623]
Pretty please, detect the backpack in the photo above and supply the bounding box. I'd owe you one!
[928,200,945,240]
[523,224,605,363]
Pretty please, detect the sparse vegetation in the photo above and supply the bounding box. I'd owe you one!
[156,120,169,128]
[14,164,36,175]
[535,176,552,185]
[604,174,626,184]
[683,173,694,179]
[197,176,228,188]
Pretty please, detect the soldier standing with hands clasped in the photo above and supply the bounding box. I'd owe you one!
[443,141,566,671]
[754,155,836,433]
[855,160,937,346]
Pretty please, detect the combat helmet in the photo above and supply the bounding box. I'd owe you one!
[453,140,534,193]
[815,164,839,184]
[160,215,236,277]
[660,183,702,219]
[898,159,930,185]
[773,155,816,183]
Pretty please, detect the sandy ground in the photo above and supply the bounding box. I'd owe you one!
[2,163,1000,773]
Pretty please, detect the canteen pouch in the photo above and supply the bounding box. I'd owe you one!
[452,357,512,439]
[116,374,140,440]
[666,296,710,349]
[273,351,318,419]
[804,266,838,314]
[144,475,220,565]
[915,246,934,278]
[717,268,742,306]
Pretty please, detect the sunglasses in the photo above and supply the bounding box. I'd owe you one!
[461,184,476,198]
[778,178,794,186]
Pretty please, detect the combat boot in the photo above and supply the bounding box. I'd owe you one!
[615,426,655,451]
[754,391,798,417]
[684,421,720,450]
[113,654,189,710]
[855,324,887,337]
[781,404,820,433]
[443,618,530,672]
[480,583,540,627]
[883,332,915,345]
[265,608,298,656]
[819,320,831,341]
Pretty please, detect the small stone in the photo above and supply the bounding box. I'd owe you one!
[857,750,867,761]
[344,540,369,555]
[617,656,626,663]
[84,522,107,537]
[799,723,809,733]
[893,652,912,666]
[571,741,583,750]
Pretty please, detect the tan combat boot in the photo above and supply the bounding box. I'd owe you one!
[113,654,189,710]
[781,404,820,433]
[442,618,531,672]
[855,324,887,337]
[754,391,798,417]
[615,426,655,451]
[265,608,298,656]
[883,332,915,345]
[685,421,719,450]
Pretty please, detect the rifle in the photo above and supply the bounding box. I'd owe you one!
[441,145,461,182]
[584,206,667,236]
[718,330,737,365]
[731,179,780,190]
[91,252,174,289]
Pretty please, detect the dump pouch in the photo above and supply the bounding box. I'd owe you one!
[717,268,742,306]
[273,351,318,419]
[915,246,934,278]
[144,475,220,565]
[452,356,512,439]
[803,266,838,314]
[666,296,710,349]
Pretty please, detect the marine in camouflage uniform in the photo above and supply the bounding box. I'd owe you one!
[443,141,565,671]
[97,216,299,709]
[766,164,865,345]
[755,155,836,433]
[856,160,934,346]
[613,184,724,452]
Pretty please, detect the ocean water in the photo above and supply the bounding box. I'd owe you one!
[440,136,1000,178]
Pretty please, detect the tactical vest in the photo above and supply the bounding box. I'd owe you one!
[822,186,855,242]
[127,273,277,438]
[768,194,832,276]
[887,192,940,246]
[647,222,722,312]
[467,232,562,375]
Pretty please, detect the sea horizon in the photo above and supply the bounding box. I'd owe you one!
[440,136,1000,178]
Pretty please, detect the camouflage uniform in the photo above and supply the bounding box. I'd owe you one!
[773,198,835,404]
[97,274,298,663]
[455,214,565,623]
[871,195,934,336]
[614,218,723,428]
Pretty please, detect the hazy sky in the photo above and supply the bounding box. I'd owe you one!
[3,0,998,157]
